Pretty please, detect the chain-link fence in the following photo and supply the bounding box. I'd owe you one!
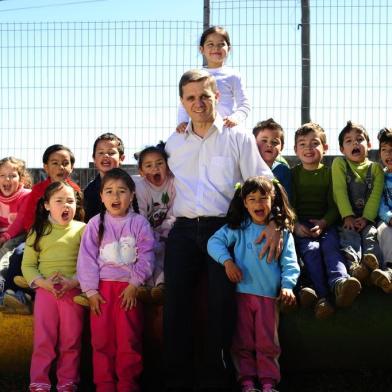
[1,1,391,170]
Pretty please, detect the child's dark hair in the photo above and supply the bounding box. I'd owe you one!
[134,141,168,168]
[93,132,125,157]
[338,121,369,148]
[252,118,285,147]
[0,156,32,189]
[295,122,327,145]
[42,144,75,166]
[28,181,84,252]
[98,168,139,245]
[377,127,392,149]
[200,26,231,48]
[227,176,295,232]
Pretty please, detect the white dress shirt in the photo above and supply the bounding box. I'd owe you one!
[166,115,273,218]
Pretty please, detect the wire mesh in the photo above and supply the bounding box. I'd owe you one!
[0,20,202,167]
[0,1,391,168]
[210,0,392,154]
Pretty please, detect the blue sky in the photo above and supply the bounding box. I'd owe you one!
[0,0,202,22]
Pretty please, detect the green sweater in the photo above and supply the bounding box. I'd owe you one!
[291,163,339,227]
[331,157,384,222]
[22,220,85,285]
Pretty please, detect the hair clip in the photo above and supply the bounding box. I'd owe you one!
[234,182,242,191]
[272,178,280,185]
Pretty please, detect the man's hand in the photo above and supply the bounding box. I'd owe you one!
[223,259,243,283]
[256,221,282,262]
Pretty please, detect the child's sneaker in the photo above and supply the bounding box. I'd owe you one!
[370,269,392,293]
[151,284,165,305]
[334,277,361,307]
[136,286,152,303]
[362,253,379,271]
[3,289,32,315]
[241,382,260,392]
[73,293,90,307]
[298,287,318,308]
[13,275,29,289]
[314,298,334,320]
[348,261,369,283]
[262,384,279,392]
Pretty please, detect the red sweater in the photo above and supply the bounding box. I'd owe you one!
[0,186,31,236]
[2,177,80,241]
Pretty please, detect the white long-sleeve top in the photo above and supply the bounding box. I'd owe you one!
[165,115,273,218]
[177,66,251,125]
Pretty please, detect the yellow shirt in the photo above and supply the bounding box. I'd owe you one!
[22,220,85,285]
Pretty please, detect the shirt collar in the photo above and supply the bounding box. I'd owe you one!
[184,114,225,139]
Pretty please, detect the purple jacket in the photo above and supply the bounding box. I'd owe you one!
[77,211,155,297]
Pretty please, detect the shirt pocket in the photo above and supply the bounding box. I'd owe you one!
[208,156,234,186]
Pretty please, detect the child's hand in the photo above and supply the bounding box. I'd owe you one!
[89,293,106,316]
[223,116,238,128]
[35,272,62,296]
[223,259,243,283]
[56,277,79,298]
[309,219,327,237]
[354,217,367,232]
[176,122,188,133]
[294,223,312,238]
[279,288,296,306]
[119,284,138,310]
[343,216,356,230]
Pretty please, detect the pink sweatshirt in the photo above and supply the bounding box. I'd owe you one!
[77,211,155,298]
[0,186,31,239]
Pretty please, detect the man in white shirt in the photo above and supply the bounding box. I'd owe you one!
[164,69,276,392]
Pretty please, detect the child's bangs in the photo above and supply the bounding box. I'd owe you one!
[241,176,273,199]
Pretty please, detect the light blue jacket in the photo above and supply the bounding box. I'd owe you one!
[207,220,299,298]
[378,171,392,225]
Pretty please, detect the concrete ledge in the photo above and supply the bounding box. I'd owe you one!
[1,287,391,386]
[280,286,392,371]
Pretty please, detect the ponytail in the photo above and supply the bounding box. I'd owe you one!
[29,197,52,252]
[227,186,250,229]
[132,194,140,214]
[271,180,295,232]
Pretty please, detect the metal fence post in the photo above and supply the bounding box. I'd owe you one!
[203,0,210,66]
[301,0,311,124]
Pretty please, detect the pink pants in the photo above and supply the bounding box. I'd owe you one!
[30,287,84,392]
[232,293,281,386]
[90,281,143,392]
